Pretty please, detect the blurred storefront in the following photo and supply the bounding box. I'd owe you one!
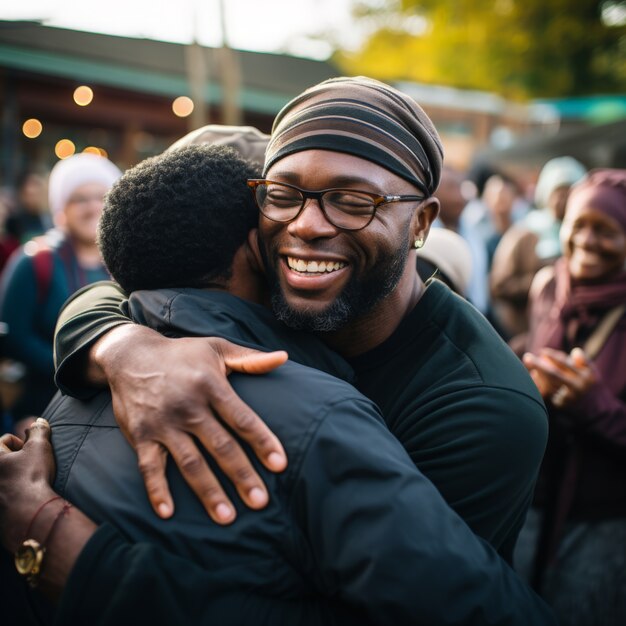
[0,19,339,183]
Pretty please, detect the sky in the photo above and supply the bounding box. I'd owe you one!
[2,0,365,59]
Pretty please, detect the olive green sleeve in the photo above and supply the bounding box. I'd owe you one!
[54,281,131,399]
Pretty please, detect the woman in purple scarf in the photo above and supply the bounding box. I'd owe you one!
[515,169,626,626]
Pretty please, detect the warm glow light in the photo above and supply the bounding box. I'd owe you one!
[22,118,43,139]
[172,96,194,117]
[82,146,109,158]
[73,85,94,106]
[55,139,76,159]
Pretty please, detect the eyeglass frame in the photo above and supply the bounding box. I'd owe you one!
[247,179,426,232]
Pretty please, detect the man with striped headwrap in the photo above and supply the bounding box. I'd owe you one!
[251,76,548,560]
[53,78,547,566]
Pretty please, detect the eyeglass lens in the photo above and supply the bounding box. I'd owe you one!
[255,182,376,230]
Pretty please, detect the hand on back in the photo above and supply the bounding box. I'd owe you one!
[93,324,288,523]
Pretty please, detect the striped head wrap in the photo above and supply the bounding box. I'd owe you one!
[264,76,444,196]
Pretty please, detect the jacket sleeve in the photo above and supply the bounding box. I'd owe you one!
[54,281,131,398]
[55,524,351,626]
[290,397,556,626]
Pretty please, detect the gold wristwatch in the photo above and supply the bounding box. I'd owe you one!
[15,539,46,587]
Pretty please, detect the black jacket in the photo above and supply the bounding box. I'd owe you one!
[47,289,555,626]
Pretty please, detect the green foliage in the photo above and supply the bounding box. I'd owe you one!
[336,0,626,99]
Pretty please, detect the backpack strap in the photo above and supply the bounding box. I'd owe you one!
[583,304,626,360]
[32,246,54,305]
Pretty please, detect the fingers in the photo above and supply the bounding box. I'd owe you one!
[166,431,237,525]
[538,348,595,392]
[570,347,592,368]
[136,441,173,519]
[24,417,52,442]
[0,433,24,453]
[525,347,595,407]
[206,375,287,473]
[225,350,289,375]
[529,351,579,385]
[193,415,270,512]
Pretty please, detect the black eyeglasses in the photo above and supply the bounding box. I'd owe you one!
[247,179,425,231]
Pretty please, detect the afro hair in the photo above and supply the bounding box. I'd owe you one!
[98,144,260,293]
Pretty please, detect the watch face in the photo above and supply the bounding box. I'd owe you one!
[15,540,43,576]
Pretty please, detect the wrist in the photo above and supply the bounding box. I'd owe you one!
[2,486,60,554]
[15,498,71,588]
[14,498,97,601]
[92,324,163,380]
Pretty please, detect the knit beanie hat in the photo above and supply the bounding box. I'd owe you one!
[566,168,626,232]
[534,156,587,209]
[48,153,121,215]
[264,76,444,196]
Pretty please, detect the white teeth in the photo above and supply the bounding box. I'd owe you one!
[287,257,346,274]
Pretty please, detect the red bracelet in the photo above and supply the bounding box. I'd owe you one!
[18,498,73,588]
[42,501,73,548]
[24,496,63,542]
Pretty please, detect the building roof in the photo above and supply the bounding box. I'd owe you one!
[0,20,341,114]
[480,118,626,170]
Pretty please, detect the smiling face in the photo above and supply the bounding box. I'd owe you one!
[258,150,437,337]
[59,182,108,245]
[561,197,626,282]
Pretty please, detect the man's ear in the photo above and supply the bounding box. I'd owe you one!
[412,197,440,244]
[246,228,266,277]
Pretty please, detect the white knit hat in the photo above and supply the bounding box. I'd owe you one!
[417,228,473,295]
[534,156,586,210]
[48,153,121,215]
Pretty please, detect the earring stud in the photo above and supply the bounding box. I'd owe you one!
[414,238,424,249]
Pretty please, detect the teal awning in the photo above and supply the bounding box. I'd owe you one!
[0,43,291,114]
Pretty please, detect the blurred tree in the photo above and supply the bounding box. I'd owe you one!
[336,0,626,98]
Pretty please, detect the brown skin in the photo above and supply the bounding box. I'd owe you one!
[18,173,48,216]
[0,419,97,602]
[434,166,466,231]
[547,185,571,222]
[523,201,626,407]
[52,152,438,523]
[259,150,438,356]
[482,175,517,235]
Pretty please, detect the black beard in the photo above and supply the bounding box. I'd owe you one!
[260,239,410,333]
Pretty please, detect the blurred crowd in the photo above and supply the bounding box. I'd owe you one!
[1,87,625,625]
[0,156,120,437]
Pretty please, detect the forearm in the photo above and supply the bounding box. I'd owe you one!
[3,488,97,604]
[54,281,132,396]
[37,505,97,602]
